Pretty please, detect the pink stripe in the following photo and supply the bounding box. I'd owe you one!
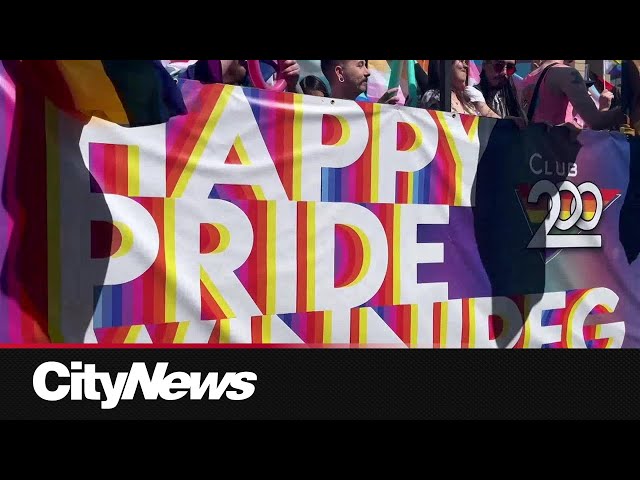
[429,152,447,204]
[89,143,106,192]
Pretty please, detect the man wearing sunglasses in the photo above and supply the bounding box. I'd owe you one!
[475,60,527,121]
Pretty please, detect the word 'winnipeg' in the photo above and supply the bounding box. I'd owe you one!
[32,361,257,409]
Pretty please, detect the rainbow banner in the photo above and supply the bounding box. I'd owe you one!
[2,70,640,347]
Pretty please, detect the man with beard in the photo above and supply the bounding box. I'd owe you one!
[475,60,527,121]
[320,60,400,104]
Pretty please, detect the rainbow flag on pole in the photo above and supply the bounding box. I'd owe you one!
[18,60,187,127]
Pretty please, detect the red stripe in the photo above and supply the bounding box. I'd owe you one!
[103,144,117,194]
[360,103,373,201]
[313,312,323,344]
[251,316,262,343]
[433,303,442,348]
[397,172,408,203]
[115,145,128,195]
[209,321,221,343]
[246,202,259,310]
[350,309,359,344]
[461,299,470,348]
[386,205,395,305]
[200,280,226,320]
[256,201,267,313]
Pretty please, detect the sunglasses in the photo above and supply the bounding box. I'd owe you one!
[492,61,516,76]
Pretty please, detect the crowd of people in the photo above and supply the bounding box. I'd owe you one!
[171,59,640,133]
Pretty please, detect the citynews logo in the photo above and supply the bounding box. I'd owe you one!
[32,361,257,410]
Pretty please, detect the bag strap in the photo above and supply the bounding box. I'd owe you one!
[527,62,560,123]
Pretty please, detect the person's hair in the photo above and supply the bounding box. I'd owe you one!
[320,60,369,83]
[427,60,469,97]
[320,60,341,83]
[299,75,329,96]
[477,67,527,120]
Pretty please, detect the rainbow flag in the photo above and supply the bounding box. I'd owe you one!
[17,60,187,127]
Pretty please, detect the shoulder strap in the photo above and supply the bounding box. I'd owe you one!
[527,62,560,122]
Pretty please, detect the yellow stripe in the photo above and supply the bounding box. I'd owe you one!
[174,322,189,343]
[408,122,423,152]
[370,104,381,202]
[57,61,129,125]
[306,202,316,311]
[219,319,231,343]
[438,112,464,206]
[335,115,351,146]
[210,223,230,253]
[45,102,63,342]
[523,296,531,348]
[410,304,418,347]
[468,298,476,348]
[252,186,266,200]
[262,315,272,344]
[467,116,479,141]
[164,199,176,323]
[127,145,140,196]
[201,267,235,318]
[172,84,233,197]
[407,172,414,204]
[359,308,367,344]
[266,202,277,314]
[292,95,304,200]
[111,221,134,258]
[393,204,401,305]
[124,325,142,343]
[323,311,332,344]
[440,302,448,348]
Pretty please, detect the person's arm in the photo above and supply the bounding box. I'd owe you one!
[547,67,625,130]
[464,86,500,118]
[474,101,501,118]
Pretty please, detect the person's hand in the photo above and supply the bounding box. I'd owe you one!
[599,89,614,111]
[377,87,400,105]
[281,60,301,92]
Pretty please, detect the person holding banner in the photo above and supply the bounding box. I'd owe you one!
[475,60,527,120]
[320,60,400,104]
[178,60,302,93]
[420,59,498,117]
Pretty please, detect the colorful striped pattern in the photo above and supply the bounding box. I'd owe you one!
[18,60,187,128]
[92,198,169,328]
[91,292,621,349]
[89,143,140,195]
[320,106,477,205]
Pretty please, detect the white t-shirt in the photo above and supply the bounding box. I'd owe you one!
[465,85,486,103]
